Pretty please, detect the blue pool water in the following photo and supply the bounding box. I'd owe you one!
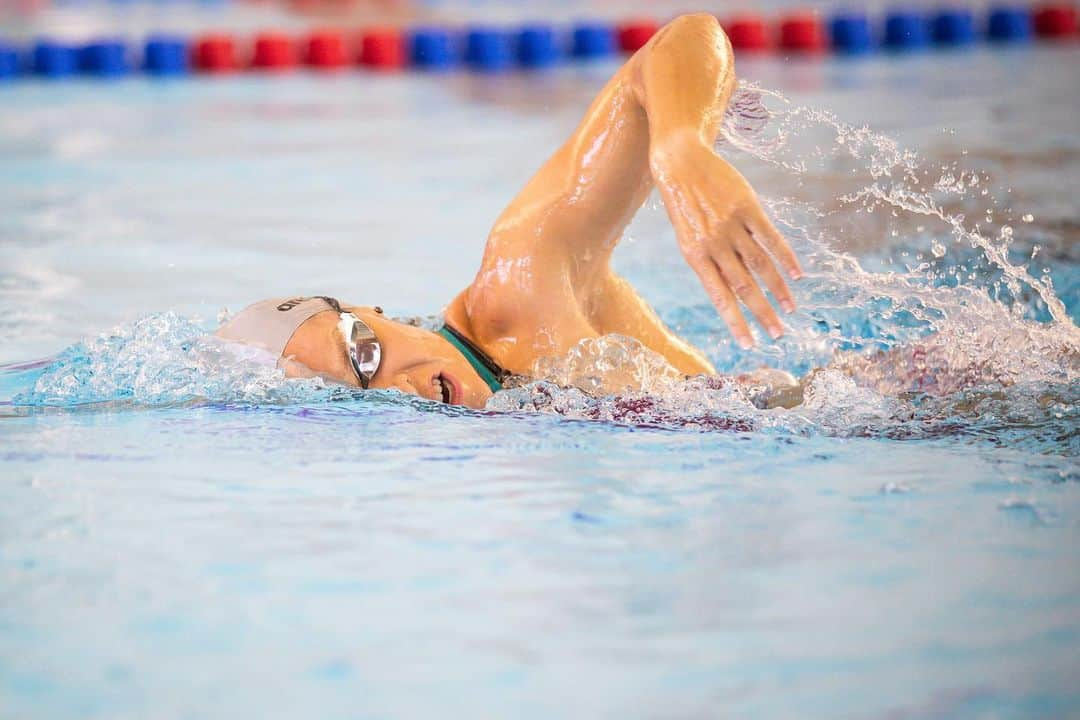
[1,43,1079,718]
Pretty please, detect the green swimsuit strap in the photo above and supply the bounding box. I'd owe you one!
[437,324,508,393]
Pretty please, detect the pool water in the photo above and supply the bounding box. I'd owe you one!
[2,43,1079,718]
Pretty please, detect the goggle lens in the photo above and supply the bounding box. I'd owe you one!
[340,312,381,388]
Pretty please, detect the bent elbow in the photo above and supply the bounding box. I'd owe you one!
[656,13,727,52]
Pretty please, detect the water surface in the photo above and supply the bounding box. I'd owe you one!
[1,45,1078,719]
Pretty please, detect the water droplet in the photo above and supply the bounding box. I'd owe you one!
[931,241,946,258]
[1022,213,1034,223]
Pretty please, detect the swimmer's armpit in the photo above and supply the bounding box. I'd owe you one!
[630,13,804,348]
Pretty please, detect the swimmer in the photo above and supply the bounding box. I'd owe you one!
[217,14,804,408]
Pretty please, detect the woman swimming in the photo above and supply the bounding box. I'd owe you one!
[217,14,804,409]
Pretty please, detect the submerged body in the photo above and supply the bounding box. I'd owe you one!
[219,14,803,408]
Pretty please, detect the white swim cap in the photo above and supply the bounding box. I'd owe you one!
[215,296,337,358]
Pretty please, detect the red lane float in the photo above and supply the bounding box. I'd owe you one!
[359,28,406,70]
[617,20,659,52]
[723,15,771,52]
[305,30,348,68]
[252,31,296,70]
[778,12,826,53]
[1033,3,1078,37]
[192,33,238,73]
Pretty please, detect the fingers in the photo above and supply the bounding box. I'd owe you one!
[734,231,796,314]
[667,184,803,348]
[715,242,784,341]
[748,203,803,280]
[689,255,753,349]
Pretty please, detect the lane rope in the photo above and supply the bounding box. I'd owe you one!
[0,5,1076,81]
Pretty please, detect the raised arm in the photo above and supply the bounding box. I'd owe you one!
[451,14,802,373]
[634,14,802,347]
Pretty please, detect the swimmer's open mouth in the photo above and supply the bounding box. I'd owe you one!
[436,373,456,404]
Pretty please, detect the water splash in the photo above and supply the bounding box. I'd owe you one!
[723,83,1076,318]
[527,334,685,396]
[11,312,338,408]
[6,82,1078,453]
[486,82,1079,449]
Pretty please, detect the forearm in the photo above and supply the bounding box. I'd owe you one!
[630,14,736,160]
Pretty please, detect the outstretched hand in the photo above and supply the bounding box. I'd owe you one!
[650,136,803,349]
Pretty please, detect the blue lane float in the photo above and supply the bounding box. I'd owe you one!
[80,39,130,77]
[32,39,79,77]
[932,8,977,46]
[571,23,616,59]
[517,25,560,68]
[987,5,1034,42]
[144,35,188,75]
[0,42,19,79]
[465,27,512,72]
[884,10,931,51]
[410,28,456,70]
[829,13,875,55]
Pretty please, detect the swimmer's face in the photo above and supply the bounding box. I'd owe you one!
[281,306,494,409]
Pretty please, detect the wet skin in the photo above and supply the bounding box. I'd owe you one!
[281,307,496,408]
[274,14,804,409]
